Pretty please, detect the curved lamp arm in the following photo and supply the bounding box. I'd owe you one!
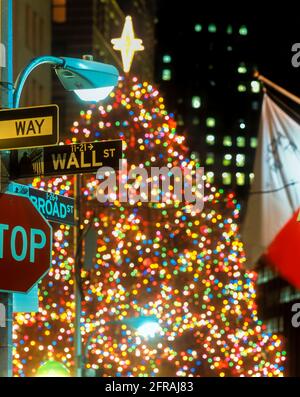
[13,55,64,108]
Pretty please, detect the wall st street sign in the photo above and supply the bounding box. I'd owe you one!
[9,139,123,179]
[7,182,75,225]
[0,105,59,150]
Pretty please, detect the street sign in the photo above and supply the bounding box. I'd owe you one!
[9,139,122,179]
[7,182,75,225]
[0,104,59,150]
[83,226,98,270]
[0,193,52,293]
[13,284,39,313]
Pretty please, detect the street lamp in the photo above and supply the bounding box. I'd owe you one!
[13,55,119,107]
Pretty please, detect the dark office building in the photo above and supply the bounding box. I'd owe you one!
[51,0,156,137]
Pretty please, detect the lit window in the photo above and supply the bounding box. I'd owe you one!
[257,267,277,285]
[163,54,171,63]
[177,115,184,126]
[223,136,232,147]
[206,117,215,127]
[226,25,233,34]
[237,136,245,147]
[227,46,233,51]
[39,17,44,54]
[236,154,245,167]
[252,100,259,110]
[162,69,171,81]
[238,84,246,92]
[38,83,44,105]
[239,25,248,35]
[208,23,217,33]
[52,0,66,23]
[206,152,214,165]
[192,117,200,125]
[265,317,283,333]
[26,5,33,50]
[280,286,294,303]
[32,79,37,105]
[223,154,232,166]
[237,63,247,74]
[194,24,202,32]
[206,135,215,145]
[236,172,245,185]
[251,80,260,93]
[249,173,255,184]
[192,96,201,109]
[222,172,231,185]
[206,172,214,183]
[32,11,37,53]
[250,137,258,148]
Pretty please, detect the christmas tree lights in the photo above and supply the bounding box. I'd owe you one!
[13,76,286,377]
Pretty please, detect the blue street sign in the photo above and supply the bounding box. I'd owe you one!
[13,284,39,313]
[7,182,74,225]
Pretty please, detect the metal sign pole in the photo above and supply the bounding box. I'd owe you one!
[0,0,14,378]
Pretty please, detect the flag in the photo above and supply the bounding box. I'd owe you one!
[243,94,300,288]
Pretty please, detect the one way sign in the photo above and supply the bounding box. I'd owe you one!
[0,105,59,150]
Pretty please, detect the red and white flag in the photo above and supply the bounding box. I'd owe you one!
[243,94,300,288]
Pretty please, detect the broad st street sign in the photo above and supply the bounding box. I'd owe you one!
[7,182,75,226]
[0,104,59,150]
[9,139,123,179]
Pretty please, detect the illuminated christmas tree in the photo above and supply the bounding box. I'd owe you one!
[13,17,286,377]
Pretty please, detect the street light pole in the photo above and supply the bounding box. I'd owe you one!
[74,173,83,377]
[0,0,14,378]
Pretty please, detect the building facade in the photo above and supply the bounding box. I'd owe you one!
[51,0,156,138]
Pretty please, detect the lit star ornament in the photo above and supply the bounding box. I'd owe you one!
[111,15,144,73]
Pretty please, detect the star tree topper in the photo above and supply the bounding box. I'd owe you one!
[111,15,144,73]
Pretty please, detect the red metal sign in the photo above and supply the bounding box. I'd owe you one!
[0,193,52,293]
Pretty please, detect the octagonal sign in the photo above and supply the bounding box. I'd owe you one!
[0,193,52,293]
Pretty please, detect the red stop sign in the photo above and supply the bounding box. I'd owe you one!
[0,193,52,293]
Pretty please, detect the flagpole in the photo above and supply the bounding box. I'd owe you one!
[254,71,300,106]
